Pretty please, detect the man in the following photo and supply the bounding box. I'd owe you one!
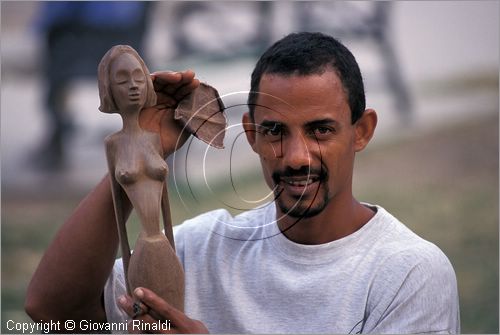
[26,32,460,333]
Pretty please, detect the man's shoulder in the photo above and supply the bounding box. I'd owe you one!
[378,236,454,278]
[362,208,459,333]
[368,205,456,283]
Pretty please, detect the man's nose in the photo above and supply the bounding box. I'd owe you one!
[280,134,312,170]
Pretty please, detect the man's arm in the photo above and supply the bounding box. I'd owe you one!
[25,174,126,323]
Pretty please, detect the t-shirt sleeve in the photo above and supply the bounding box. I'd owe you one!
[363,244,460,334]
[103,258,128,325]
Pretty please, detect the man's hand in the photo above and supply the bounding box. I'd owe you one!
[119,287,209,334]
[140,70,200,157]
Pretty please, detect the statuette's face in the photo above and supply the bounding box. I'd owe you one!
[110,52,148,112]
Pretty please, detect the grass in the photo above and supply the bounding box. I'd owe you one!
[2,112,498,333]
[353,113,499,333]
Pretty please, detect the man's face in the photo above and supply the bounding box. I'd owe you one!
[246,70,360,219]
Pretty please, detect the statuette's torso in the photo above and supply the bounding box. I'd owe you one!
[110,132,168,186]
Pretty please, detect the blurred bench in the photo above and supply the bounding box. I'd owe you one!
[170,2,412,122]
[296,2,413,122]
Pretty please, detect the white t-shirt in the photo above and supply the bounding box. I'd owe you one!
[104,203,460,333]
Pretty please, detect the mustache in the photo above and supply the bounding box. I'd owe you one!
[271,165,328,184]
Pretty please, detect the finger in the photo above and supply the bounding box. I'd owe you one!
[155,93,179,108]
[153,70,194,93]
[172,78,200,102]
[120,294,183,334]
[134,287,188,326]
[133,301,150,318]
[152,71,182,90]
[118,295,137,317]
[164,69,196,96]
[153,70,200,107]
[177,69,196,85]
[118,295,152,320]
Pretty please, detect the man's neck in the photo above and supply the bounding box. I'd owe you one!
[276,197,375,245]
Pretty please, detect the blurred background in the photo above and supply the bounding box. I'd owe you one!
[1,1,498,333]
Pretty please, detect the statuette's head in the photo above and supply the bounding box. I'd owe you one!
[98,45,156,114]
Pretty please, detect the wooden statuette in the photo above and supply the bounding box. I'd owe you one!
[97,45,225,311]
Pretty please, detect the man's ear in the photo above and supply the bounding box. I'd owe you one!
[242,112,258,152]
[354,109,377,152]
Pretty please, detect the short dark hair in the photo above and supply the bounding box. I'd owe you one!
[248,32,366,124]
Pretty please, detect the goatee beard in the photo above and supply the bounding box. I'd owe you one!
[276,188,330,218]
[272,165,329,218]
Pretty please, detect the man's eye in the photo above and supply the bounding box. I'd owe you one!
[312,126,334,137]
[264,124,282,137]
[268,127,281,136]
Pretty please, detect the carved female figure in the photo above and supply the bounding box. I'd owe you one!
[98,45,184,311]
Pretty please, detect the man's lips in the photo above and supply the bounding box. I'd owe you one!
[280,175,320,187]
[277,175,322,196]
[272,166,327,197]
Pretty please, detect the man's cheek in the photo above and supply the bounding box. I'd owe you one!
[256,141,283,160]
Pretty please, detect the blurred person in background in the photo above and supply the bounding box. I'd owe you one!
[33,1,151,170]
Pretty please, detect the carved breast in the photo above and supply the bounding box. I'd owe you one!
[145,156,168,181]
[114,135,168,186]
[116,167,140,185]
